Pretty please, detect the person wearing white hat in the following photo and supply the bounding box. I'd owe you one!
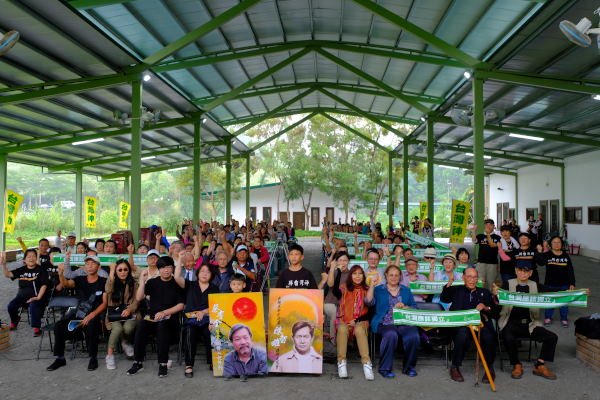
[228,244,256,291]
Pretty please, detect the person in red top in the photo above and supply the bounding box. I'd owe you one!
[330,264,373,380]
[252,237,269,266]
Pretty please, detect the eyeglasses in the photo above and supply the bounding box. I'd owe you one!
[424,256,435,260]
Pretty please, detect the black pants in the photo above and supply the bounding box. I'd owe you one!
[451,321,496,368]
[183,323,211,367]
[53,317,101,359]
[133,318,178,364]
[502,321,558,365]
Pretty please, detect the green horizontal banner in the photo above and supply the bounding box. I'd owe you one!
[51,253,163,266]
[497,288,588,308]
[405,231,449,250]
[393,308,481,327]
[408,280,482,294]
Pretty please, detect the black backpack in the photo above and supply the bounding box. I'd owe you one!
[575,316,600,339]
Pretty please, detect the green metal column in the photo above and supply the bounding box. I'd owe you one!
[0,153,7,252]
[245,153,251,220]
[472,78,485,229]
[561,165,565,229]
[225,139,232,224]
[75,168,83,239]
[388,152,394,229]
[426,120,435,226]
[403,143,409,227]
[130,78,143,243]
[123,175,130,203]
[193,121,202,223]
[514,174,519,223]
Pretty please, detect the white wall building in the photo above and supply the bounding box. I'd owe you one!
[488,150,600,258]
[230,182,357,231]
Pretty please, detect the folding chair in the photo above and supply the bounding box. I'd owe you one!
[416,302,453,368]
[496,322,536,371]
[37,295,79,360]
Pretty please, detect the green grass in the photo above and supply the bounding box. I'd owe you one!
[294,230,322,237]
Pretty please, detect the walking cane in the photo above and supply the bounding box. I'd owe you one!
[468,325,496,392]
[474,326,480,387]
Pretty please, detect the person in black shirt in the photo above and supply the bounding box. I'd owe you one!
[514,233,540,283]
[127,256,184,378]
[536,236,576,328]
[174,261,219,377]
[275,244,317,289]
[498,225,519,286]
[441,267,496,384]
[471,218,501,290]
[2,249,49,336]
[495,265,558,380]
[47,255,107,372]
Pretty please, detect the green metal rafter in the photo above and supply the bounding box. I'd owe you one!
[407,155,517,177]
[351,0,487,68]
[320,113,390,152]
[316,48,430,114]
[249,113,317,152]
[69,0,132,9]
[0,116,198,153]
[477,70,600,96]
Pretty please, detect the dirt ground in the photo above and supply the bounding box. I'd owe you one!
[0,238,597,399]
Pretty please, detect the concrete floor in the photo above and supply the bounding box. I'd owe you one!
[0,237,598,399]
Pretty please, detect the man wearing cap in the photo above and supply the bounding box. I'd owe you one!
[223,324,268,380]
[514,232,541,283]
[228,244,256,291]
[64,231,77,254]
[494,264,558,380]
[471,219,501,290]
[127,256,184,378]
[62,249,109,279]
[47,255,108,372]
[134,249,160,280]
[401,256,427,302]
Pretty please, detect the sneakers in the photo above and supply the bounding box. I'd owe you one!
[403,367,418,377]
[105,354,116,370]
[511,363,523,379]
[337,360,348,378]
[379,371,395,378]
[9,322,18,331]
[167,359,173,369]
[127,362,144,375]
[561,320,569,328]
[33,328,41,337]
[543,318,552,326]
[533,364,557,380]
[46,358,66,371]
[158,363,168,378]
[121,340,134,358]
[88,358,98,371]
[363,362,374,381]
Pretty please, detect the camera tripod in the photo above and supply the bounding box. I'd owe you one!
[261,240,291,292]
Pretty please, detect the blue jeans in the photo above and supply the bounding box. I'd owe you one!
[377,324,419,374]
[544,285,569,321]
[8,294,44,328]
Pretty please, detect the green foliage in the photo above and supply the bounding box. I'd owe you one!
[293,229,323,237]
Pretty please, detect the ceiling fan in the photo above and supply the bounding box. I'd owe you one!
[559,8,600,48]
[0,30,20,56]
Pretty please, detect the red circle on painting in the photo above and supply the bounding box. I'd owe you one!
[232,297,257,321]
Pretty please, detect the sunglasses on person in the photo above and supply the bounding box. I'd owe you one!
[424,256,436,260]
[116,268,129,272]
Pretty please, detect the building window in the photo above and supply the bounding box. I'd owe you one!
[250,207,257,222]
[263,207,272,224]
[325,207,335,224]
[311,207,320,227]
[525,208,538,221]
[565,207,582,224]
[589,207,600,225]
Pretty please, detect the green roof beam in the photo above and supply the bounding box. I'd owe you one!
[69,0,132,9]
[204,48,311,112]
[232,88,316,137]
[318,88,411,137]
[0,116,197,153]
[249,113,317,152]
[477,70,600,95]
[100,154,247,180]
[0,73,133,106]
[194,82,444,105]
[139,0,262,67]
[320,113,390,152]
[408,156,517,176]
[316,48,430,114]
[351,0,487,68]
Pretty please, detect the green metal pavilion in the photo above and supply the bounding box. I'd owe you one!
[1,0,599,248]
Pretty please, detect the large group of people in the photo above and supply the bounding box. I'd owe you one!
[0,216,584,384]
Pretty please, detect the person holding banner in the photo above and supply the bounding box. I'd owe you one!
[471,219,501,290]
[401,256,428,303]
[2,249,49,336]
[494,265,558,380]
[441,268,496,383]
[430,254,462,310]
[47,255,107,372]
[537,236,576,328]
[366,264,420,378]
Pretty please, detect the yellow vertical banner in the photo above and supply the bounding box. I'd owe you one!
[118,201,130,229]
[450,199,471,244]
[419,201,428,229]
[85,196,97,229]
[4,189,24,233]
